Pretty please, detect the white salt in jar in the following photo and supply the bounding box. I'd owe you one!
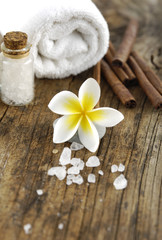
[0,31,34,106]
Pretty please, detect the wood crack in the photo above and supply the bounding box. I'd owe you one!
[156,178,162,240]
[0,106,9,122]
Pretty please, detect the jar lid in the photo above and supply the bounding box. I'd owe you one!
[4,31,27,50]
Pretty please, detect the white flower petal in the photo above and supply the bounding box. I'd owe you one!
[53,114,82,143]
[48,91,82,115]
[78,116,99,152]
[78,78,100,111]
[87,107,124,127]
[94,124,106,139]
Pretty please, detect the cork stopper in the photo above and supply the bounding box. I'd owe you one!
[4,31,27,50]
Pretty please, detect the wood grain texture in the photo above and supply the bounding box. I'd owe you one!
[0,0,162,239]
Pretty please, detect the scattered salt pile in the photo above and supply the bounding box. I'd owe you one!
[98,170,104,175]
[113,174,127,190]
[111,164,118,173]
[88,174,96,183]
[58,223,64,230]
[48,166,66,180]
[67,166,80,175]
[70,142,84,151]
[48,147,103,186]
[59,147,71,165]
[36,189,43,195]
[118,163,125,172]
[24,223,32,234]
[48,146,128,190]
[86,156,100,167]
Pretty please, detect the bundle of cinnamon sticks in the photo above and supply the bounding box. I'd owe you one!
[93,19,162,109]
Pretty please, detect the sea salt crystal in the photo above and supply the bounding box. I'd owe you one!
[48,167,56,176]
[113,174,127,190]
[67,166,80,175]
[67,174,75,180]
[54,167,66,180]
[57,212,61,217]
[118,163,125,172]
[66,174,83,185]
[70,158,85,170]
[59,147,71,165]
[66,178,73,185]
[66,174,74,185]
[111,164,118,173]
[48,167,66,180]
[24,223,32,234]
[70,142,84,151]
[71,158,81,166]
[36,189,43,195]
[88,174,96,183]
[86,156,100,167]
[78,160,85,170]
[72,175,84,185]
[58,223,64,230]
[107,226,111,232]
[98,170,104,175]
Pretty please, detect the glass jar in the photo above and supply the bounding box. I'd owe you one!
[0,31,34,106]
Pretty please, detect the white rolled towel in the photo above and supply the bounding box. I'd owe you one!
[0,0,109,79]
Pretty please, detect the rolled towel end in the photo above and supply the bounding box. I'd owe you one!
[27,0,109,79]
[0,0,109,79]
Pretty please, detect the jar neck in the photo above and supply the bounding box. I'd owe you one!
[1,42,31,59]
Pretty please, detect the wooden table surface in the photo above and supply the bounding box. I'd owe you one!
[0,0,162,240]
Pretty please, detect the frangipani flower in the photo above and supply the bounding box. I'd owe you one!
[48,78,124,152]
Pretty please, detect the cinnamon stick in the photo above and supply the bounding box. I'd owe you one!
[131,51,162,95]
[128,56,162,109]
[104,50,129,85]
[122,63,137,86]
[101,59,136,108]
[112,19,139,67]
[93,61,101,107]
[109,41,115,56]
[109,41,137,86]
